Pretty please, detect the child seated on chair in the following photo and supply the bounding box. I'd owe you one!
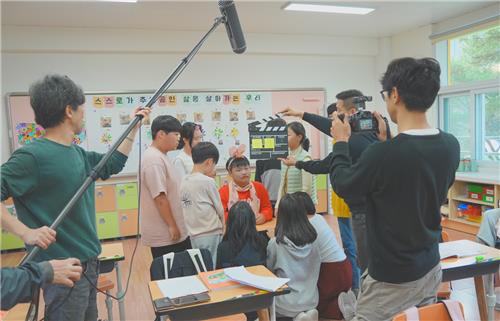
[216,201,269,321]
[219,145,273,224]
[216,201,268,269]
[267,194,321,321]
[180,142,224,265]
[294,192,352,320]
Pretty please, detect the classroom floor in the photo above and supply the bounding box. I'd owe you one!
[1,215,499,321]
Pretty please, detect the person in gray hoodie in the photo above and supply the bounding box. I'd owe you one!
[267,193,321,321]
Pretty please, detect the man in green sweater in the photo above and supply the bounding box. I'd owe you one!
[1,74,150,321]
[330,58,460,321]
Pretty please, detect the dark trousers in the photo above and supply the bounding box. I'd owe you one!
[43,257,99,321]
[350,204,369,272]
[150,237,191,259]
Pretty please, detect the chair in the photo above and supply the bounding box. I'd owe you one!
[255,159,281,208]
[392,301,464,321]
[97,275,115,321]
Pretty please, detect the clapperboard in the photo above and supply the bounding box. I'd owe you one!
[248,116,288,160]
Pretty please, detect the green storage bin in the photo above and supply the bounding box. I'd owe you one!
[468,183,483,193]
[317,175,328,190]
[482,194,494,204]
[116,183,138,210]
[1,230,25,251]
[96,212,120,240]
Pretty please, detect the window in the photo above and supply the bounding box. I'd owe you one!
[442,95,473,158]
[479,91,500,161]
[448,25,500,85]
[437,24,500,164]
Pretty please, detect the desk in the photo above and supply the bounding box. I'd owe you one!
[257,218,276,232]
[2,303,29,321]
[440,240,500,321]
[149,265,289,321]
[99,242,125,321]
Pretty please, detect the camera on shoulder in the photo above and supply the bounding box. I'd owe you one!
[339,95,386,133]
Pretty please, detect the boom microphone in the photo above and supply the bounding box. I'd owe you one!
[218,0,246,54]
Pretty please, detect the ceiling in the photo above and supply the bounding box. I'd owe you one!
[1,0,496,37]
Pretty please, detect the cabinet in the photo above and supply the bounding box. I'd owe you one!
[445,172,499,228]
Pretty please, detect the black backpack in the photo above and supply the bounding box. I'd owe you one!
[149,248,213,281]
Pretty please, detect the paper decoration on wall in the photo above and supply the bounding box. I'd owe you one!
[232,94,240,104]
[73,129,86,145]
[176,113,187,124]
[145,127,152,141]
[16,122,45,145]
[115,96,125,107]
[230,127,240,145]
[246,110,256,120]
[248,116,288,160]
[119,113,131,125]
[229,111,239,121]
[158,95,167,107]
[213,127,224,145]
[167,95,177,106]
[93,96,104,108]
[100,131,113,147]
[104,96,115,108]
[100,116,112,128]
[212,111,221,121]
[194,112,204,122]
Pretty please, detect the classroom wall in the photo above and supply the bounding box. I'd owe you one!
[1,26,384,162]
[390,24,437,128]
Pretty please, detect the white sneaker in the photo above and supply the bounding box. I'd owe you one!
[304,309,318,321]
[293,312,308,321]
[338,290,357,321]
[293,309,318,321]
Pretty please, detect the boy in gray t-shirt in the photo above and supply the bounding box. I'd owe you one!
[180,142,224,264]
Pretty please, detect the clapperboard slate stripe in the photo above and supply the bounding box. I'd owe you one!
[248,116,288,160]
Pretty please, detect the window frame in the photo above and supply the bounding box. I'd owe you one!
[437,79,500,167]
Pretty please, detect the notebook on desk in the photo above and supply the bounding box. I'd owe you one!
[153,275,210,311]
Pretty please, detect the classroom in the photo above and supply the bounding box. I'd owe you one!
[1,1,499,321]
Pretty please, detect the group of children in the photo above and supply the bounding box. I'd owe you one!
[139,116,351,321]
[1,57,462,321]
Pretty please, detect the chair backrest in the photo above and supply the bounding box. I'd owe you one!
[392,301,465,321]
[149,248,213,281]
[441,230,450,243]
[255,159,281,203]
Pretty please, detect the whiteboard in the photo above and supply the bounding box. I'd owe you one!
[6,89,325,176]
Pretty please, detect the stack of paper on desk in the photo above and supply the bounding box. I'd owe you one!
[439,239,486,260]
[224,266,289,292]
[157,275,208,299]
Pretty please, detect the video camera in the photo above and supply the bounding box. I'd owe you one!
[339,95,387,133]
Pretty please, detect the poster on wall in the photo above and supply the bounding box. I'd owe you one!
[7,89,325,176]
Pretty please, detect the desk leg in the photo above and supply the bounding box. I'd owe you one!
[474,275,488,321]
[270,297,276,321]
[485,274,495,321]
[115,262,126,321]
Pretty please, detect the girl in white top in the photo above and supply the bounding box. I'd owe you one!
[173,122,203,178]
[294,191,352,320]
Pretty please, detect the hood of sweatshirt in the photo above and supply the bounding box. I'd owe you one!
[279,236,315,260]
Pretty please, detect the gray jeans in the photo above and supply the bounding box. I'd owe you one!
[190,233,222,266]
[43,257,99,321]
[352,263,442,321]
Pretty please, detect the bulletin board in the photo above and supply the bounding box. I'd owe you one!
[6,89,325,176]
